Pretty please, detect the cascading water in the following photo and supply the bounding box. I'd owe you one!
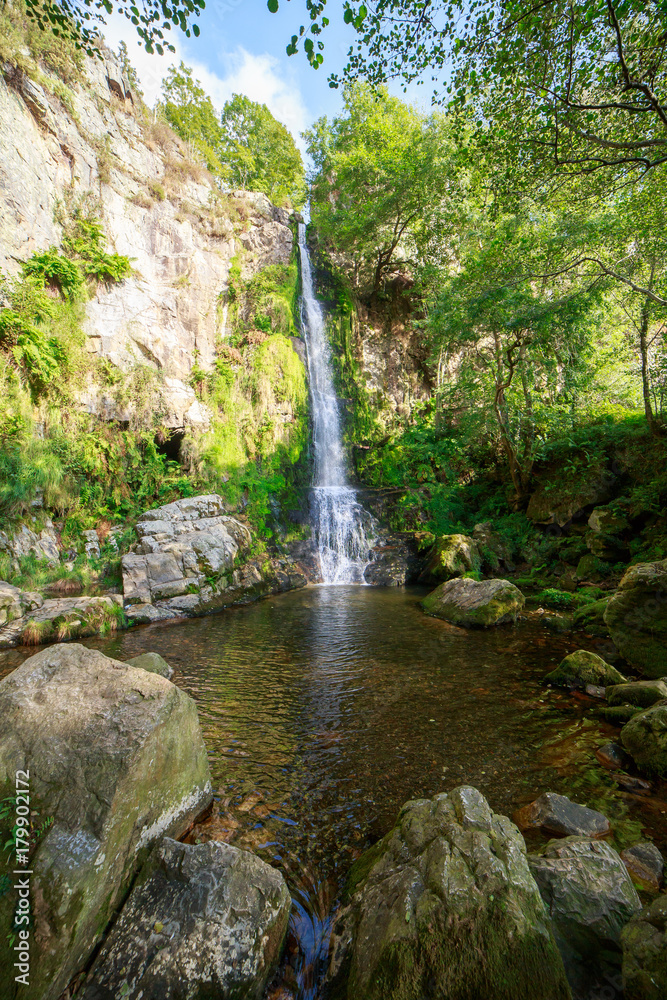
[298,222,375,584]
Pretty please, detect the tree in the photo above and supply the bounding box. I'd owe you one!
[25,0,204,56]
[304,84,456,298]
[219,94,306,207]
[161,62,226,176]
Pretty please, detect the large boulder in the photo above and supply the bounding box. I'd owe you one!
[473,521,515,572]
[81,838,291,1000]
[328,786,571,1000]
[529,837,641,996]
[621,894,667,1000]
[607,680,667,709]
[418,533,481,584]
[543,650,626,690]
[620,702,667,777]
[0,644,212,1000]
[421,577,525,627]
[126,651,174,679]
[604,559,667,677]
[364,532,430,586]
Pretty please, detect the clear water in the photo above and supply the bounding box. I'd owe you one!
[18,585,657,1000]
[298,224,375,584]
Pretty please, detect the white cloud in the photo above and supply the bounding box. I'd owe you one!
[101,14,308,148]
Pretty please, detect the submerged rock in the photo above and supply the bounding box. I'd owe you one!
[607,679,667,709]
[621,893,667,1000]
[543,650,626,690]
[621,702,667,777]
[604,559,667,677]
[126,651,174,679]
[595,742,633,771]
[0,644,212,1000]
[418,533,481,584]
[514,793,610,838]
[421,577,524,627]
[529,837,641,996]
[328,786,570,1000]
[621,842,665,893]
[81,838,291,1000]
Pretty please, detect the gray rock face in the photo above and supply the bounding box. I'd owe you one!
[621,893,667,1000]
[82,528,101,559]
[0,580,42,625]
[122,495,252,604]
[421,577,525,627]
[0,520,60,569]
[126,651,174,679]
[329,786,570,1000]
[0,644,212,1000]
[81,837,291,1000]
[364,532,428,586]
[621,842,665,892]
[514,793,610,838]
[529,837,642,997]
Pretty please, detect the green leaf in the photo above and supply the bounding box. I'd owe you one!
[267,0,279,11]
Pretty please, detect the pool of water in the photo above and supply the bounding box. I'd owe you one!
[2,585,666,998]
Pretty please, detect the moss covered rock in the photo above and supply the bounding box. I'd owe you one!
[328,786,571,1000]
[621,702,667,778]
[543,649,626,690]
[607,680,667,709]
[126,651,174,679]
[418,533,481,584]
[0,644,212,1000]
[421,577,524,627]
[604,559,667,678]
[572,598,610,636]
[621,893,667,1000]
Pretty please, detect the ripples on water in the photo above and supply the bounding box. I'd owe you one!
[3,585,666,999]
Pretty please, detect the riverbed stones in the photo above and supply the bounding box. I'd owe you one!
[126,651,174,679]
[418,533,481,584]
[514,793,610,838]
[0,643,212,1000]
[621,842,665,892]
[543,649,627,690]
[81,837,291,1000]
[607,679,667,708]
[620,702,667,777]
[621,893,667,1000]
[529,837,641,996]
[604,558,667,678]
[328,786,570,1000]
[421,577,524,627]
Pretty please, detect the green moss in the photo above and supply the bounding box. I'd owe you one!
[343,836,389,903]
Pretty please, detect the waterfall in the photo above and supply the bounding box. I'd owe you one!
[297,223,375,584]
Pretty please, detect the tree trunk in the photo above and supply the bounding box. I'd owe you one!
[638,292,659,435]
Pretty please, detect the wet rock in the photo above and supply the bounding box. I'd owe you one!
[124,602,185,624]
[599,704,643,725]
[595,742,633,771]
[529,837,641,997]
[543,649,626,690]
[421,577,524,627]
[0,593,123,648]
[365,532,428,586]
[604,559,667,678]
[542,613,573,634]
[612,773,652,794]
[418,533,481,584]
[126,651,174,679]
[514,792,610,838]
[620,842,664,892]
[0,644,212,1000]
[81,837,290,1000]
[621,702,667,777]
[607,679,667,709]
[572,598,610,636]
[328,786,570,1000]
[574,554,607,582]
[621,893,667,1000]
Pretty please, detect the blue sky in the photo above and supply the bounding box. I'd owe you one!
[103,1,362,149]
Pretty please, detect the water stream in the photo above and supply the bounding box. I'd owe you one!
[298,222,375,584]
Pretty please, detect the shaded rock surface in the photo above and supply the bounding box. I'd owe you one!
[621,842,665,893]
[607,679,667,708]
[0,519,60,570]
[572,598,610,636]
[0,644,212,1000]
[364,531,430,586]
[473,521,515,572]
[604,559,667,678]
[82,837,291,1000]
[621,893,667,1000]
[421,577,525,627]
[514,793,610,838]
[621,702,667,777]
[529,837,641,997]
[328,786,570,1000]
[544,650,626,690]
[418,533,481,584]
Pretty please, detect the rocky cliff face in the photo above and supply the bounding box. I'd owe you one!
[0,47,294,431]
